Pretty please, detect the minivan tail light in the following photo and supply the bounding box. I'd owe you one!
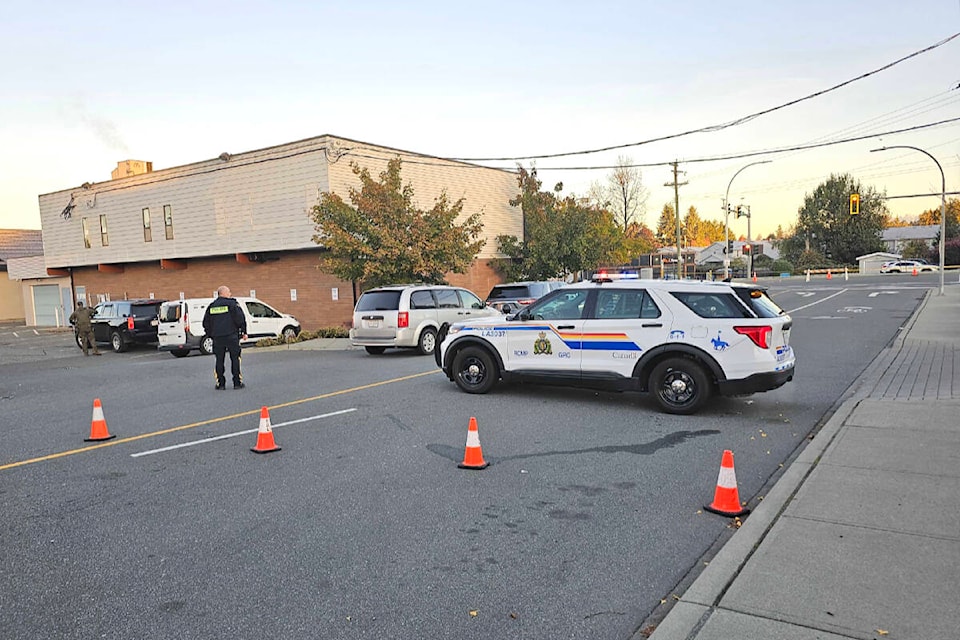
[127,316,135,330]
[398,311,409,328]
[734,325,771,349]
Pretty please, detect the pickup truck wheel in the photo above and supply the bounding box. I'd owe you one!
[200,335,214,355]
[453,346,498,394]
[111,331,128,353]
[417,327,437,356]
[650,357,711,415]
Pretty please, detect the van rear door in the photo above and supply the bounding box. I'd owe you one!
[157,301,186,348]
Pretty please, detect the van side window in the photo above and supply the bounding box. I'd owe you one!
[410,291,436,310]
[458,289,484,309]
[434,289,460,309]
[246,301,280,318]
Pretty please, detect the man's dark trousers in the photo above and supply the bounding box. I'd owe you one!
[213,333,242,387]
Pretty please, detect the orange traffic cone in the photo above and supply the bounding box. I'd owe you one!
[85,398,116,442]
[251,406,281,454]
[826,269,832,280]
[751,272,758,283]
[912,267,918,276]
[704,450,749,517]
[458,417,489,470]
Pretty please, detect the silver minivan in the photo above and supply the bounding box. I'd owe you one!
[350,284,500,355]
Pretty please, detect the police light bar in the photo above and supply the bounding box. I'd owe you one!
[591,271,639,282]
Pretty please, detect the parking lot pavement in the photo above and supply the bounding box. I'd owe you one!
[649,285,960,640]
[0,324,79,363]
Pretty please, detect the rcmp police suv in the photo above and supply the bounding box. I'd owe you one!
[435,275,795,415]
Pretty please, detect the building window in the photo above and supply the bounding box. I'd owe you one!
[81,218,91,249]
[142,208,152,242]
[163,205,174,240]
[99,215,109,246]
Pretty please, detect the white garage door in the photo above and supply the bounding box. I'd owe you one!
[32,284,62,326]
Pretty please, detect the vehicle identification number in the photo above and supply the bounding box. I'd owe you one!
[482,330,505,338]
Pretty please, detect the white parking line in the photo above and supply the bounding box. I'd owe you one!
[130,407,357,457]
[787,289,848,313]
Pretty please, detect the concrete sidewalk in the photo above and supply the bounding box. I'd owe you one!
[649,285,960,640]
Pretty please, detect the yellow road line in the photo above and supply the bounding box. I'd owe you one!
[0,370,438,472]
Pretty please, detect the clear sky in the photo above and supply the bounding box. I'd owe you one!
[2,1,958,240]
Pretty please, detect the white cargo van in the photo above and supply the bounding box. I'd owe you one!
[157,297,301,357]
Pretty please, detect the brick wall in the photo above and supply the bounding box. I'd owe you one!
[72,251,504,330]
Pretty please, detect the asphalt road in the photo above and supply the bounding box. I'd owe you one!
[0,273,936,640]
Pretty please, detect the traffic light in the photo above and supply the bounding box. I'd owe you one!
[743,243,751,253]
[736,205,744,218]
[723,240,733,254]
[849,193,860,215]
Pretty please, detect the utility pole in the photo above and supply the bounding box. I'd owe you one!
[665,161,688,279]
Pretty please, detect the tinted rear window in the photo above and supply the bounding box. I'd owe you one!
[356,291,401,311]
[131,304,161,317]
[670,292,751,319]
[735,289,786,318]
[487,285,531,300]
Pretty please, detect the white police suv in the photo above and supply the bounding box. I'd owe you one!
[434,276,795,414]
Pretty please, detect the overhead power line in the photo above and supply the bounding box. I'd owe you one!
[451,32,960,162]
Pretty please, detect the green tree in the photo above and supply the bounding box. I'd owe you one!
[490,166,634,279]
[900,239,931,260]
[309,158,484,289]
[655,203,681,247]
[780,173,886,266]
[917,197,960,238]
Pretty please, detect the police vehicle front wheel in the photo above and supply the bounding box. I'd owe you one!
[453,346,498,394]
[650,357,711,415]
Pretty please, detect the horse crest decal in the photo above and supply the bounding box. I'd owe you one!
[533,331,553,355]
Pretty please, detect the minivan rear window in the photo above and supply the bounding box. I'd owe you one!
[487,285,531,300]
[356,291,401,311]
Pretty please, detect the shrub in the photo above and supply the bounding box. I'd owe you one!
[254,326,349,347]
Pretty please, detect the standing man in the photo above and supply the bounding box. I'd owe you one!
[202,285,248,390]
[69,301,101,356]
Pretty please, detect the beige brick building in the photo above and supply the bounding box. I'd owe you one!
[38,135,522,329]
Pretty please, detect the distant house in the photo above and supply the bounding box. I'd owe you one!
[881,225,939,253]
[0,228,54,324]
[856,251,901,276]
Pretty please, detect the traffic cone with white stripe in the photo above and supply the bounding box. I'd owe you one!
[826,269,832,280]
[704,450,749,517]
[458,417,489,470]
[251,406,281,454]
[85,398,116,442]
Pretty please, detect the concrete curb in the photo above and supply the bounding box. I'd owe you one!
[647,289,933,640]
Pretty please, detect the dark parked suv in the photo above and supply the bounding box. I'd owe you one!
[75,299,166,353]
[485,281,565,314]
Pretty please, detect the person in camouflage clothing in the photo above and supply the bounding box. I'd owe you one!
[69,301,101,356]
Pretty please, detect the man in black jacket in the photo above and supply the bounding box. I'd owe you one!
[202,286,248,390]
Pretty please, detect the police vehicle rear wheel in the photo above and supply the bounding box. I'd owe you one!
[453,346,498,394]
[417,327,437,356]
[650,357,711,415]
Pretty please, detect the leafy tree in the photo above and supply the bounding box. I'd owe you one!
[682,206,725,246]
[917,197,960,238]
[900,239,931,260]
[587,156,650,229]
[309,158,484,289]
[490,166,635,280]
[655,203,681,247]
[779,173,886,266]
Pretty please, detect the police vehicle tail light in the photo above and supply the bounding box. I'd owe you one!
[398,311,409,328]
[734,325,772,349]
[127,316,135,330]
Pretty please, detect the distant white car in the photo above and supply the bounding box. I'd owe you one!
[880,260,937,274]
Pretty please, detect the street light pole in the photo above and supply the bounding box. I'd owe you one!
[870,145,946,296]
[724,160,771,279]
